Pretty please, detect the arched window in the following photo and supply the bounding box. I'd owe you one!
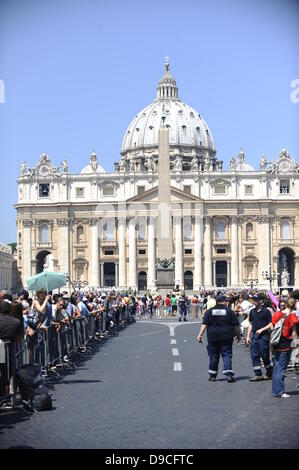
[216,222,225,240]
[77,225,84,243]
[281,221,290,240]
[18,232,22,244]
[246,223,253,239]
[40,224,49,243]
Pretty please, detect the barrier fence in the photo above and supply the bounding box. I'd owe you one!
[0,307,134,409]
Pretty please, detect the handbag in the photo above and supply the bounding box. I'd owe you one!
[270,312,290,347]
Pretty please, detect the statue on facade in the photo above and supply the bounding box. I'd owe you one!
[174,155,183,171]
[281,268,290,287]
[144,155,154,171]
[119,157,126,172]
[260,155,267,171]
[90,154,98,173]
[61,160,68,173]
[20,161,26,176]
[216,160,223,171]
[190,156,198,171]
[204,158,209,172]
[129,159,136,172]
[27,167,36,178]
[230,156,236,171]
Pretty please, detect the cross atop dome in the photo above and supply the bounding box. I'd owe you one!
[165,56,170,72]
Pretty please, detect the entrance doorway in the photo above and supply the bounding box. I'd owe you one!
[216,261,227,287]
[184,271,193,290]
[138,271,147,291]
[103,263,115,287]
[36,250,52,274]
[278,248,295,286]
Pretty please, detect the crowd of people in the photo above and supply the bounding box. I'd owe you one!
[0,286,299,400]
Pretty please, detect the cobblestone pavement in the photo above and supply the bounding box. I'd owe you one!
[1,319,299,449]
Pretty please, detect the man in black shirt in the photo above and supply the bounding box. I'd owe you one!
[0,300,22,341]
[245,294,273,381]
[197,294,241,383]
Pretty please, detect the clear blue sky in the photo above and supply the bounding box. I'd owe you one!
[0,0,298,243]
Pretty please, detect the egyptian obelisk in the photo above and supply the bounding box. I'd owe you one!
[156,103,175,291]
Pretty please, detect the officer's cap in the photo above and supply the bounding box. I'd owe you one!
[216,294,226,302]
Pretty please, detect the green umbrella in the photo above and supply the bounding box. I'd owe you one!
[26,271,67,293]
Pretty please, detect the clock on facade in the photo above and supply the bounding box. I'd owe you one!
[279,160,291,173]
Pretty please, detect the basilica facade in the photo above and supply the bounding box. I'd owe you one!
[15,61,299,292]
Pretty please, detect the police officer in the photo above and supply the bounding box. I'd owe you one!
[197,294,241,382]
[178,291,187,322]
[245,293,273,381]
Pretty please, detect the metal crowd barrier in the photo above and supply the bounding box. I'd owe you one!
[0,308,133,409]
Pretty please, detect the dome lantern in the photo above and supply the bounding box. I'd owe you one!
[156,57,179,100]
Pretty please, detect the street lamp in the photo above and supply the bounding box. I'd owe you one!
[245,273,257,290]
[262,265,279,291]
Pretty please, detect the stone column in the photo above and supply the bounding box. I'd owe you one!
[295,256,299,288]
[90,219,100,288]
[23,220,33,288]
[194,216,203,289]
[128,220,137,290]
[231,216,239,287]
[238,217,243,285]
[203,216,212,287]
[100,262,104,287]
[115,262,119,287]
[147,217,156,291]
[258,215,270,288]
[118,218,127,289]
[57,218,70,280]
[227,261,231,287]
[213,261,216,287]
[174,216,183,289]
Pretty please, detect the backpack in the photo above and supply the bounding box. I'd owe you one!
[16,365,52,412]
[270,312,290,347]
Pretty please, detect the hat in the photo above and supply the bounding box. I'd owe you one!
[216,294,226,302]
[63,294,70,299]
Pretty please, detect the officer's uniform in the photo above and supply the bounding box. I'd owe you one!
[203,297,239,379]
[249,306,272,377]
[178,295,187,321]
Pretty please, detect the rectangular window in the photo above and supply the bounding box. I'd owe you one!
[39,184,50,198]
[76,187,84,198]
[280,180,290,194]
[214,183,226,195]
[103,186,115,196]
[245,185,253,195]
[217,248,226,254]
[183,185,191,195]
[138,249,146,255]
[104,250,114,256]
[137,186,145,195]
[185,249,192,255]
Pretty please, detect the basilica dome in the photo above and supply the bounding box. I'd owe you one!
[120,60,216,163]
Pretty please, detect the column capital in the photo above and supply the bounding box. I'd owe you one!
[203,215,212,224]
[56,218,70,227]
[88,218,99,227]
[23,219,35,228]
